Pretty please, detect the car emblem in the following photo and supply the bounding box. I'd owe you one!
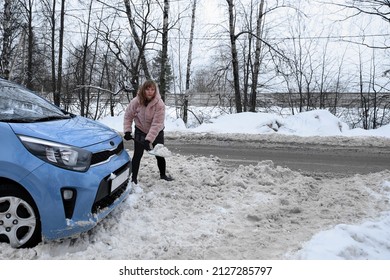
[110,141,115,146]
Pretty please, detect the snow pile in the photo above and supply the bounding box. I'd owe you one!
[1,153,389,260]
[101,107,389,138]
[279,110,349,136]
[190,112,284,134]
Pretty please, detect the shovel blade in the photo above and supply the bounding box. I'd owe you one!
[147,144,172,158]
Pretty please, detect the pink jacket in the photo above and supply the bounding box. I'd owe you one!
[123,91,165,143]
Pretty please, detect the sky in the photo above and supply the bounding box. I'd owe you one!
[1,107,389,262]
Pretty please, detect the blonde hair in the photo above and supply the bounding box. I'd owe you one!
[138,80,158,105]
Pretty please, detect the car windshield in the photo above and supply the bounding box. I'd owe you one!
[0,81,70,123]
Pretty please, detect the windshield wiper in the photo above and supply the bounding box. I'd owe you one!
[0,118,37,123]
[1,114,73,123]
[31,115,72,122]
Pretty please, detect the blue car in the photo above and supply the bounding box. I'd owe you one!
[0,78,131,248]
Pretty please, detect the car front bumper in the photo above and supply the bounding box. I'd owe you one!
[20,149,131,241]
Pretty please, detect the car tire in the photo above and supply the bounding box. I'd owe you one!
[0,183,42,248]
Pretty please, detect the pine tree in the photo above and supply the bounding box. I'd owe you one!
[151,50,174,94]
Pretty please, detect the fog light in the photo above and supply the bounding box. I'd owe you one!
[62,189,74,200]
[61,188,77,219]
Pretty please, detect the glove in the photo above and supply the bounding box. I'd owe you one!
[143,140,152,151]
[124,131,133,141]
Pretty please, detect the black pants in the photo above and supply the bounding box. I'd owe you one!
[131,127,166,183]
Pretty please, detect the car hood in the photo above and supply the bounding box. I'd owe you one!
[9,116,118,148]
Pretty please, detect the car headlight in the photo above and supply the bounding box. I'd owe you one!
[18,135,92,172]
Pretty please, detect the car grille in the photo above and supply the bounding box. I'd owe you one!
[91,141,124,165]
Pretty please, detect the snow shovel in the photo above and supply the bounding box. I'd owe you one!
[147,143,173,158]
[132,136,172,158]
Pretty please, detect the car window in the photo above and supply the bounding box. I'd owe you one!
[0,83,69,122]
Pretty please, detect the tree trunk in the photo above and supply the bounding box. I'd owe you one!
[184,0,197,124]
[1,0,12,79]
[243,35,251,112]
[56,0,65,106]
[80,0,93,117]
[250,0,264,112]
[123,0,151,80]
[185,0,197,91]
[26,0,33,89]
[227,0,242,113]
[159,0,170,101]
[49,0,57,105]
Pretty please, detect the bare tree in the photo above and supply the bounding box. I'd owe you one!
[182,0,197,124]
[95,0,160,97]
[123,0,152,86]
[78,0,93,117]
[57,0,65,106]
[239,0,264,112]
[40,0,56,103]
[226,0,243,113]
[98,11,139,98]
[336,0,390,128]
[224,0,288,113]
[40,0,64,106]
[1,0,13,79]
[250,0,265,112]
[329,49,348,114]
[355,47,388,129]
[158,0,169,101]
[273,1,332,113]
[19,0,34,88]
[338,0,390,45]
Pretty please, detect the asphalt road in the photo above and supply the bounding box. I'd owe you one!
[124,134,390,178]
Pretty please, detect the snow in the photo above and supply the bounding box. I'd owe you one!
[1,108,390,261]
[148,143,172,158]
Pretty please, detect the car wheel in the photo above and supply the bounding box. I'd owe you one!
[0,184,42,248]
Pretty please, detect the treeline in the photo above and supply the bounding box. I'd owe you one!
[0,0,389,129]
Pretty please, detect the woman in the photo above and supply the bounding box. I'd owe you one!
[123,80,173,185]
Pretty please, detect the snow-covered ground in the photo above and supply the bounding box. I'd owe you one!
[1,108,389,260]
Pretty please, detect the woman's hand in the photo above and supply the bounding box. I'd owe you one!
[124,132,133,141]
[143,140,152,151]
